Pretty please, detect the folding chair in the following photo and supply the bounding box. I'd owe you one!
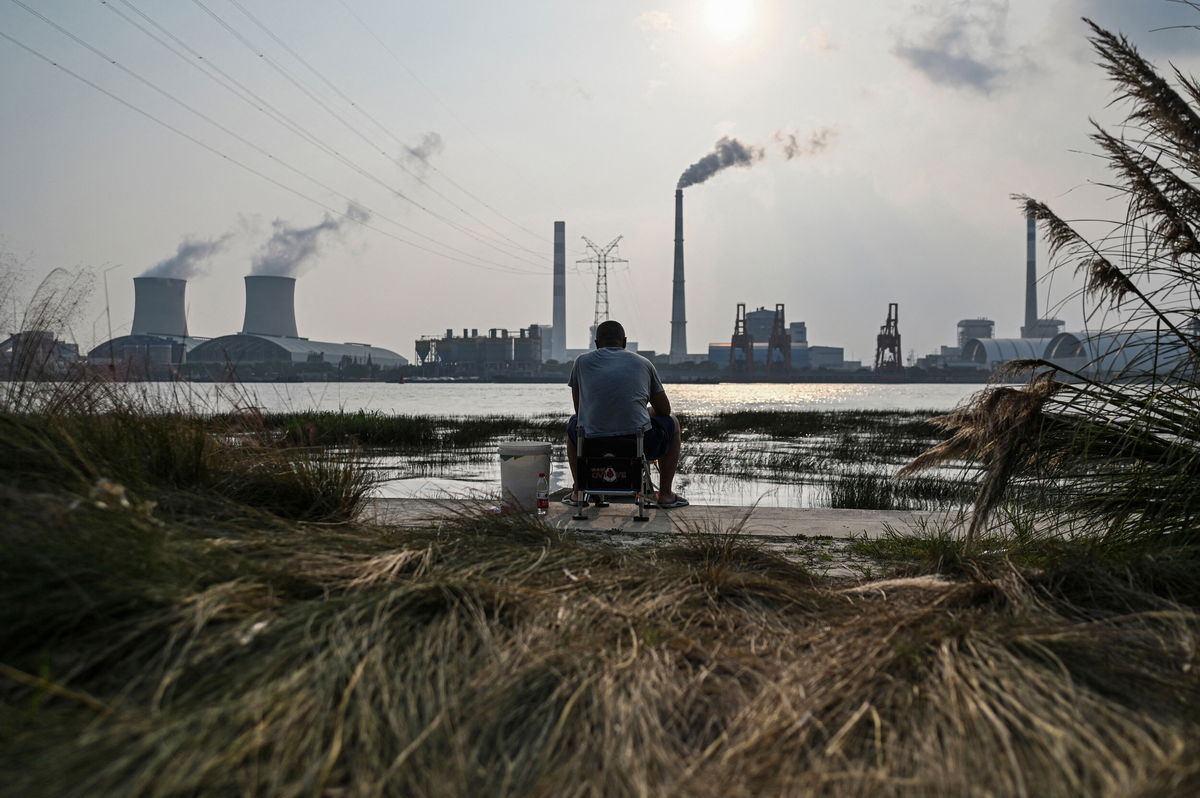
[571,428,654,522]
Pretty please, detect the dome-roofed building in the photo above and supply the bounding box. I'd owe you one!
[1043,330,1195,380]
[961,338,1054,370]
[86,334,205,379]
[187,333,406,379]
[90,273,408,381]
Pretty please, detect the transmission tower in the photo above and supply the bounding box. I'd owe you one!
[577,236,626,345]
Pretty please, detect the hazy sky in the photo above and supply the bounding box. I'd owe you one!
[2,0,1198,362]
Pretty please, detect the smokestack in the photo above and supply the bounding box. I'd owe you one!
[1024,210,1037,335]
[131,277,189,337]
[552,221,566,361]
[241,275,299,338]
[669,189,687,362]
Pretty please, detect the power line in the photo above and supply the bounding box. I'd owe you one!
[95,2,540,273]
[13,0,543,274]
[0,27,544,276]
[89,0,548,272]
[333,0,553,246]
[223,0,546,259]
[187,0,544,267]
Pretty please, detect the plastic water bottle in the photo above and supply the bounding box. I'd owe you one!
[535,473,549,517]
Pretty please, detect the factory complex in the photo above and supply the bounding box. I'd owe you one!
[5,195,1195,384]
[77,274,407,382]
[410,194,1196,384]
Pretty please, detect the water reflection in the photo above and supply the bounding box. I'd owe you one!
[62,381,986,416]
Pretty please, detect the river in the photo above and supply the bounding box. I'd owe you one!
[125,381,987,415]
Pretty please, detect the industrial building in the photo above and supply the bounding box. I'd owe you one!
[187,276,406,379]
[1043,330,1195,381]
[915,210,1197,382]
[86,277,206,379]
[915,318,996,372]
[705,303,862,374]
[90,274,407,381]
[414,325,548,378]
[914,211,1069,376]
[1,330,79,379]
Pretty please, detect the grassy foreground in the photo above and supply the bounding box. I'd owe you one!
[2,413,1199,795]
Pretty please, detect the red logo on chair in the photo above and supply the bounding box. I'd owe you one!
[602,466,618,482]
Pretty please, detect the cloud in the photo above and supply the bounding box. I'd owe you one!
[635,9,678,50]
[800,26,834,52]
[635,10,677,33]
[643,78,667,103]
[893,0,1019,93]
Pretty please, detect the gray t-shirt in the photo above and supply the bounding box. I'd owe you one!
[568,347,665,437]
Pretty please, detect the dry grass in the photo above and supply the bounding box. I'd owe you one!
[904,19,1200,549]
[2,496,1198,797]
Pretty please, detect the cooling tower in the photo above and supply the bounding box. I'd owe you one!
[552,221,566,361]
[241,275,298,338]
[131,277,189,337]
[669,189,687,362]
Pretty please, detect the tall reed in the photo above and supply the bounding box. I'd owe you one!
[903,19,1200,548]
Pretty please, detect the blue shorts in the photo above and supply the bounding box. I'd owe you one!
[567,415,675,461]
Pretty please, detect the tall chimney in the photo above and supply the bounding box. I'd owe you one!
[131,277,189,337]
[1023,210,1037,336]
[552,221,566,361]
[669,189,687,362]
[241,275,299,338]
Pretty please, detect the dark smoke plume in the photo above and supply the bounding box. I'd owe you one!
[251,203,370,277]
[773,126,838,159]
[142,235,231,279]
[677,136,765,189]
[402,131,444,175]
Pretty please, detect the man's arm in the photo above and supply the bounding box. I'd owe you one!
[572,385,580,413]
[649,389,671,417]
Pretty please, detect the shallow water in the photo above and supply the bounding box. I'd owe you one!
[366,430,968,510]
[8,380,978,508]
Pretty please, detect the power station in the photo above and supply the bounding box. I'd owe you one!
[66,192,1193,384]
[89,272,407,380]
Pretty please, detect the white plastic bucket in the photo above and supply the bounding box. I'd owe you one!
[498,442,552,511]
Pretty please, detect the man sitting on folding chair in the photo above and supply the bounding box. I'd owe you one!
[564,320,687,509]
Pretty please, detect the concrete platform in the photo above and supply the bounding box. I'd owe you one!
[364,498,951,540]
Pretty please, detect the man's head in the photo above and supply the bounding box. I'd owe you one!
[595,320,626,349]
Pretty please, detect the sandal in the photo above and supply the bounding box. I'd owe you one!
[561,494,585,507]
[656,493,689,509]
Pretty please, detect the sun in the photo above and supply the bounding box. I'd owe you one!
[706,0,752,39]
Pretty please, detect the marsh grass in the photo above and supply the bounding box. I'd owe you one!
[3,496,1198,797]
[274,407,961,511]
[254,410,563,449]
[684,409,941,441]
[0,377,377,523]
[825,467,975,511]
